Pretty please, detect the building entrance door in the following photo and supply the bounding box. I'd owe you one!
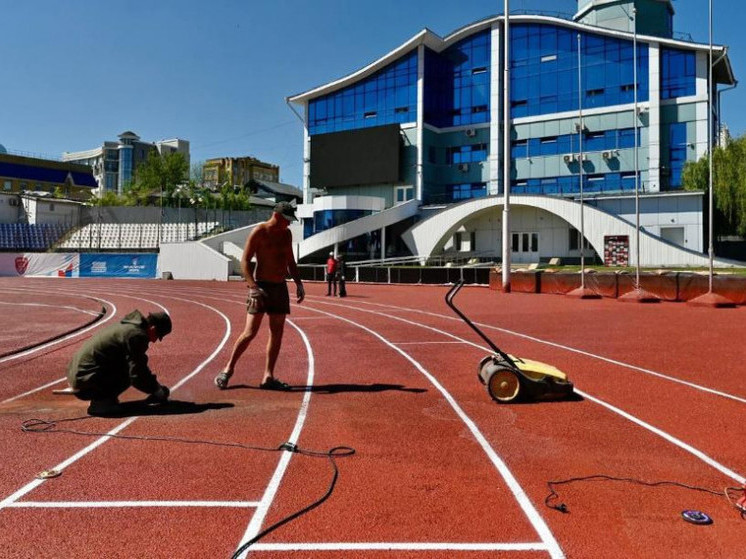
[511,231,539,263]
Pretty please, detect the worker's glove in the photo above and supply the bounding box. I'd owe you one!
[248,286,267,313]
[151,384,170,403]
[296,283,305,304]
[248,286,267,299]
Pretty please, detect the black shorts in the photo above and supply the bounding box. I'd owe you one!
[248,281,290,315]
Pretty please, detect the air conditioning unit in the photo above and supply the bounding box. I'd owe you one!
[458,163,470,172]
[574,123,588,133]
[465,128,477,137]
[602,150,612,160]
[563,154,576,164]
[579,154,588,162]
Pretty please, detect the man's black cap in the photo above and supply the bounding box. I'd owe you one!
[274,201,297,222]
[147,312,172,340]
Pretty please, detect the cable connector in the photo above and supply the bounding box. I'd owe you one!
[279,442,298,453]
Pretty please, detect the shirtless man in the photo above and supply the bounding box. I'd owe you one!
[215,201,305,390]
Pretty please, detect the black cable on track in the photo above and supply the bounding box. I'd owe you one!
[21,416,355,557]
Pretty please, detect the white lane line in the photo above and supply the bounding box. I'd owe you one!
[235,319,315,558]
[1,295,232,510]
[0,296,117,366]
[10,501,259,508]
[299,305,565,559]
[311,296,746,405]
[0,301,101,316]
[311,299,746,486]
[576,388,746,485]
[252,542,548,551]
[1,291,168,405]
[0,418,137,511]
[393,341,468,345]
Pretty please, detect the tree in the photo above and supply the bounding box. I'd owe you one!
[131,151,189,207]
[682,135,746,237]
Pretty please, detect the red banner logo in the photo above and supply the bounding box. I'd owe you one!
[15,256,29,275]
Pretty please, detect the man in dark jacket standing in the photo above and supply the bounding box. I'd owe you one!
[67,310,172,415]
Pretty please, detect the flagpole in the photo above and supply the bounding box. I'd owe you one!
[501,0,512,293]
[708,0,714,292]
[577,32,585,289]
[633,6,641,285]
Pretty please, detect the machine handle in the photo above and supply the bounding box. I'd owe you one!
[445,280,517,367]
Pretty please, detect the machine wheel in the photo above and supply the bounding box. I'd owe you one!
[486,368,522,403]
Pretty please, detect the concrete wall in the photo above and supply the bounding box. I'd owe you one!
[158,242,231,281]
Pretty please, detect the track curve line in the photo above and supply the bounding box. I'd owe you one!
[307,298,746,486]
[298,303,566,559]
[306,296,746,406]
[0,294,231,511]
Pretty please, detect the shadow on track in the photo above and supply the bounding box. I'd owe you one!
[90,399,234,418]
[224,383,427,394]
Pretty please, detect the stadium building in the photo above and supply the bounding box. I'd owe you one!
[288,0,738,267]
[63,132,190,197]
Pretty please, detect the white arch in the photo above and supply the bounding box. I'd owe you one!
[401,195,740,268]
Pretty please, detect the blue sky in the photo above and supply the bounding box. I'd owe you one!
[1,0,741,189]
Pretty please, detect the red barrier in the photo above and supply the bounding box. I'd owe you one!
[540,272,581,295]
[678,274,746,304]
[584,272,619,298]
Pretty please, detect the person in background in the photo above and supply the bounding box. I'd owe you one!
[337,254,347,297]
[215,201,305,391]
[326,251,338,296]
[66,310,172,415]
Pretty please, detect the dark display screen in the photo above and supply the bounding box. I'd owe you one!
[310,124,401,189]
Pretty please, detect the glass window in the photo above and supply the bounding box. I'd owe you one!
[661,48,696,99]
[309,50,418,134]
[3,180,11,191]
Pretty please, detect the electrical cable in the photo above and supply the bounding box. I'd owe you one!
[545,474,745,518]
[21,416,355,557]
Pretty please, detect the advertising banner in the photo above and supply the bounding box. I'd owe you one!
[0,253,79,277]
[79,254,157,278]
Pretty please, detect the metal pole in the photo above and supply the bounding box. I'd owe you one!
[633,7,641,285]
[708,0,714,291]
[577,33,585,288]
[501,0,512,292]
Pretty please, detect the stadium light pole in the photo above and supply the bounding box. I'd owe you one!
[633,6,641,286]
[708,0,714,291]
[578,33,585,288]
[501,0,512,292]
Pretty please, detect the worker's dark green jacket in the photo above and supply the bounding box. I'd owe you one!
[67,310,161,395]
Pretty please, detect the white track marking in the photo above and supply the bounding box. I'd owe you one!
[1,292,167,404]
[0,297,117,366]
[309,298,746,486]
[0,295,231,510]
[577,389,746,484]
[0,301,101,315]
[252,542,548,552]
[308,296,746,405]
[0,418,137,510]
[393,341,469,345]
[10,501,259,508]
[235,319,316,559]
[297,305,565,559]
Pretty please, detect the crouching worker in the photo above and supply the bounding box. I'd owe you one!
[66,310,172,416]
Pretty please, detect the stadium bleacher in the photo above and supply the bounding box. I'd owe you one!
[56,222,220,250]
[0,223,67,251]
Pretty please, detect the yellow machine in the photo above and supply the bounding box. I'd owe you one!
[446,281,574,403]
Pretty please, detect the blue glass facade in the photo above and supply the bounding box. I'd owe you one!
[512,172,639,195]
[424,31,491,127]
[309,209,374,237]
[665,122,687,190]
[308,51,418,135]
[661,48,696,99]
[512,128,640,158]
[510,24,649,118]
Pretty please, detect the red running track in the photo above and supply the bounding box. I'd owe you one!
[0,277,744,559]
